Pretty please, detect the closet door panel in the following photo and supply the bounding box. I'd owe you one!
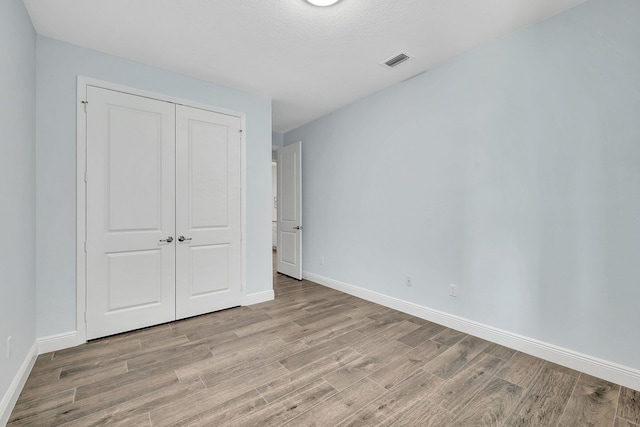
[175,105,242,319]
[86,86,176,340]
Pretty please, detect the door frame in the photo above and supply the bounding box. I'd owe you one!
[76,76,247,344]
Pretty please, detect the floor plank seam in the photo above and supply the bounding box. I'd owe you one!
[500,385,525,427]
[431,392,459,419]
[619,416,640,426]
[557,372,582,427]
[335,385,390,427]
[447,357,507,422]
[254,389,269,406]
[612,383,624,427]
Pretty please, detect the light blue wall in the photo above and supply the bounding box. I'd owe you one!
[285,0,640,369]
[272,131,284,161]
[36,37,273,338]
[0,0,36,407]
[272,131,284,149]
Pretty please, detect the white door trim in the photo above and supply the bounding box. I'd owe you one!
[76,76,247,345]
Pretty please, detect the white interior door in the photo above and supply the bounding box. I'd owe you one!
[86,86,176,340]
[175,105,243,319]
[277,142,302,279]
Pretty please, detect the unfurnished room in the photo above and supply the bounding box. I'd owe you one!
[1,0,640,425]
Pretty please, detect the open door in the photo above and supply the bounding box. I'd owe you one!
[277,142,302,279]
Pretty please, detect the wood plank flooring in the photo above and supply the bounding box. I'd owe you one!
[9,260,640,426]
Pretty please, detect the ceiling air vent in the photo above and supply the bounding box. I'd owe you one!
[382,52,411,69]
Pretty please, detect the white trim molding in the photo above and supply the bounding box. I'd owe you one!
[0,342,37,426]
[304,271,640,392]
[37,331,81,355]
[242,290,275,306]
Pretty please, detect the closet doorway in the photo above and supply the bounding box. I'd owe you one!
[78,81,244,340]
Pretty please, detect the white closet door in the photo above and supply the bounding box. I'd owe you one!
[175,105,243,319]
[86,87,176,340]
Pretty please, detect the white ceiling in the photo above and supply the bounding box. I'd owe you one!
[23,0,583,132]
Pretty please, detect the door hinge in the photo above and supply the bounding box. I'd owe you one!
[84,171,88,182]
[84,311,87,323]
[81,100,88,113]
[84,241,87,252]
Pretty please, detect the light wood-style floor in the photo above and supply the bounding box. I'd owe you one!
[9,259,640,426]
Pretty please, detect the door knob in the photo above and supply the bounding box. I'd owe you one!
[178,236,192,242]
[160,236,173,243]
[293,226,303,230]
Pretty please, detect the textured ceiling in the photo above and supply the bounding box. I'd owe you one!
[23,0,584,132]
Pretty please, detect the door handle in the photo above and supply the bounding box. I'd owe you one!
[160,236,173,243]
[293,226,303,230]
[178,236,193,242]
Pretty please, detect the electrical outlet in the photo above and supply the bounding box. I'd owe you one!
[320,257,325,266]
[406,275,412,287]
[7,336,12,359]
[449,284,457,297]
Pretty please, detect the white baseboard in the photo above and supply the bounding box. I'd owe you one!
[304,271,640,392]
[0,341,37,426]
[37,331,82,355]
[242,290,275,306]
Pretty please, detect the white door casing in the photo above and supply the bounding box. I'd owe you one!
[277,142,302,280]
[86,87,177,339]
[175,105,243,319]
